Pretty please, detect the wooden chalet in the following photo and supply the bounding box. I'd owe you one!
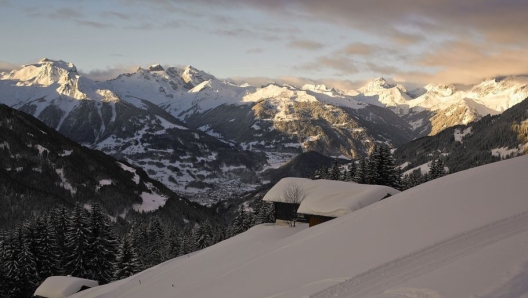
[264,177,400,227]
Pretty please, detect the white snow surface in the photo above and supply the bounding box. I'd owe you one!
[491,144,527,159]
[132,192,167,212]
[71,156,528,298]
[454,127,472,142]
[403,162,432,175]
[263,177,399,217]
[34,276,98,298]
[117,162,140,184]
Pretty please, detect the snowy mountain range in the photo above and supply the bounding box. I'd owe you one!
[71,156,528,298]
[344,76,528,136]
[0,59,412,201]
[0,59,267,203]
[1,58,528,201]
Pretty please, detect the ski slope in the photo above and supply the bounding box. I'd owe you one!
[72,156,528,298]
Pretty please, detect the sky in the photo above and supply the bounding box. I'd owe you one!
[1,0,528,88]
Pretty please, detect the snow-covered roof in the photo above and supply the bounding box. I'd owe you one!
[263,177,399,218]
[34,276,98,298]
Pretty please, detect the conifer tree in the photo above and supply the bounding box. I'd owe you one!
[165,226,180,259]
[355,157,368,184]
[345,162,356,182]
[180,227,192,255]
[201,220,213,248]
[20,222,39,289]
[2,230,23,298]
[379,145,400,189]
[34,216,61,279]
[437,159,447,178]
[86,203,118,284]
[253,198,264,225]
[330,160,340,180]
[429,159,438,179]
[64,205,90,278]
[143,217,164,266]
[232,205,246,235]
[114,236,141,281]
[51,205,69,270]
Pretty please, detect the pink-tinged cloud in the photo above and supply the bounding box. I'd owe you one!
[79,65,139,81]
[287,39,325,51]
[226,76,362,90]
[0,61,20,73]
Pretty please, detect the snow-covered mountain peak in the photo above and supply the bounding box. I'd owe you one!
[470,76,528,97]
[3,59,78,86]
[147,64,165,72]
[360,77,393,92]
[302,84,333,92]
[180,65,216,86]
[423,84,457,96]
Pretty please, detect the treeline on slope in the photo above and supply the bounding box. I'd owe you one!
[313,144,402,189]
[0,201,275,298]
[394,97,528,174]
[312,144,447,190]
[0,103,220,232]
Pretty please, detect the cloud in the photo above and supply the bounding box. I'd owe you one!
[79,65,138,81]
[127,22,156,30]
[287,39,325,51]
[246,48,264,54]
[386,28,424,45]
[297,56,358,75]
[342,43,380,56]
[76,20,113,29]
[226,75,362,90]
[0,0,12,7]
[0,61,20,73]
[49,7,83,19]
[412,40,528,84]
[162,0,528,82]
[101,11,131,20]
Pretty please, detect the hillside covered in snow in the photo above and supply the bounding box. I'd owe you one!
[72,156,528,298]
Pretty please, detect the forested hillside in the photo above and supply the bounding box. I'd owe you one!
[394,97,528,173]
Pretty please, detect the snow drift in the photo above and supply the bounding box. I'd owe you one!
[72,156,528,298]
[34,276,98,298]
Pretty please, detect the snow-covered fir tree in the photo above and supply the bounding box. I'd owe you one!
[64,204,90,278]
[113,235,141,281]
[86,203,118,284]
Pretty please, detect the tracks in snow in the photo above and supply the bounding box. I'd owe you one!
[312,211,528,298]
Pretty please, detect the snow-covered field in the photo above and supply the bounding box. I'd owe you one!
[454,127,472,142]
[132,192,167,212]
[72,156,528,298]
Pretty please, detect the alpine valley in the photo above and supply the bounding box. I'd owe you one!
[2,58,528,203]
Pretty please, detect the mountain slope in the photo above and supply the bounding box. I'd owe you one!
[348,76,528,137]
[72,156,528,298]
[261,151,335,183]
[0,59,267,201]
[394,97,528,174]
[105,67,416,158]
[0,104,215,229]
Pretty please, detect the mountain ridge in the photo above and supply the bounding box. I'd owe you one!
[2,58,528,203]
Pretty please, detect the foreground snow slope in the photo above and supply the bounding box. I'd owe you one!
[73,156,528,298]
